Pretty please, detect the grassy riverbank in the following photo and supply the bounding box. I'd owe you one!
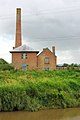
[0,70,80,111]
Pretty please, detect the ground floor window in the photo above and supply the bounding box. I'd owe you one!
[44,67,49,70]
[21,64,28,70]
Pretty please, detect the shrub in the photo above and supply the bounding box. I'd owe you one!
[0,70,80,111]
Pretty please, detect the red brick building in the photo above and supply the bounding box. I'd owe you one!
[38,47,57,70]
[10,8,57,70]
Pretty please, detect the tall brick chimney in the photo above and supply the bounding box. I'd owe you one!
[52,46,55,55]
[15,8,22,48]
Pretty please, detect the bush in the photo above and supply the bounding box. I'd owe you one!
[0,58,14,71]
[0,64,14,71]
[0,70,80,111]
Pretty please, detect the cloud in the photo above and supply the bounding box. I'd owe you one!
[0,0,80,64]
[0,36,14,63]
[57,49,80,64]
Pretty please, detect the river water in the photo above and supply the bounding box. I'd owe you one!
[0,108,80,120]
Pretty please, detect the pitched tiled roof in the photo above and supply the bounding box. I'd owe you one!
[10,44,39,53]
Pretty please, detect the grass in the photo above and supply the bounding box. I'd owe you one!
[0,70,80,111]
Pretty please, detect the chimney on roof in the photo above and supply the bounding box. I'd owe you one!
[52,46,55,55]
[15,8,22,48]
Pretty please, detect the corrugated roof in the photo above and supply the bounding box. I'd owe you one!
[14,44,33,51]
[10,44,39,53]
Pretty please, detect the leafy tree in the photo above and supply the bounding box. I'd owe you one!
[62,63,69,67]
[0,58,14,71]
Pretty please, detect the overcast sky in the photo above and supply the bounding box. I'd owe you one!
[0,0,80,64]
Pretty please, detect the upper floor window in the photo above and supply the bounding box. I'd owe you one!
[21,53,27,59]
[44,57,49,64]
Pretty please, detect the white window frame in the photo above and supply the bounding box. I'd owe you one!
[44,57,49,64]
[21,53,27,59]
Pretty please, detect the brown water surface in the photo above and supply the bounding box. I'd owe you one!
[0,108,80,120]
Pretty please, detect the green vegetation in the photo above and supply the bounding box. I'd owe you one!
[0,58,8,64]
[0,58,14,71]
[57,63,80,70]
[0,69,80,112]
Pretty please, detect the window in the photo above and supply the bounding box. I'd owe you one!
[21,53,27,59]
[21,64,28,70]
[44,67,49,70]
[44,57,49,64]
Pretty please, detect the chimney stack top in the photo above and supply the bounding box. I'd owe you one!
[52,46,55,55]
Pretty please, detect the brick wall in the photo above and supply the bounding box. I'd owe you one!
[12,52,38,70]
[37,48,56,70]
